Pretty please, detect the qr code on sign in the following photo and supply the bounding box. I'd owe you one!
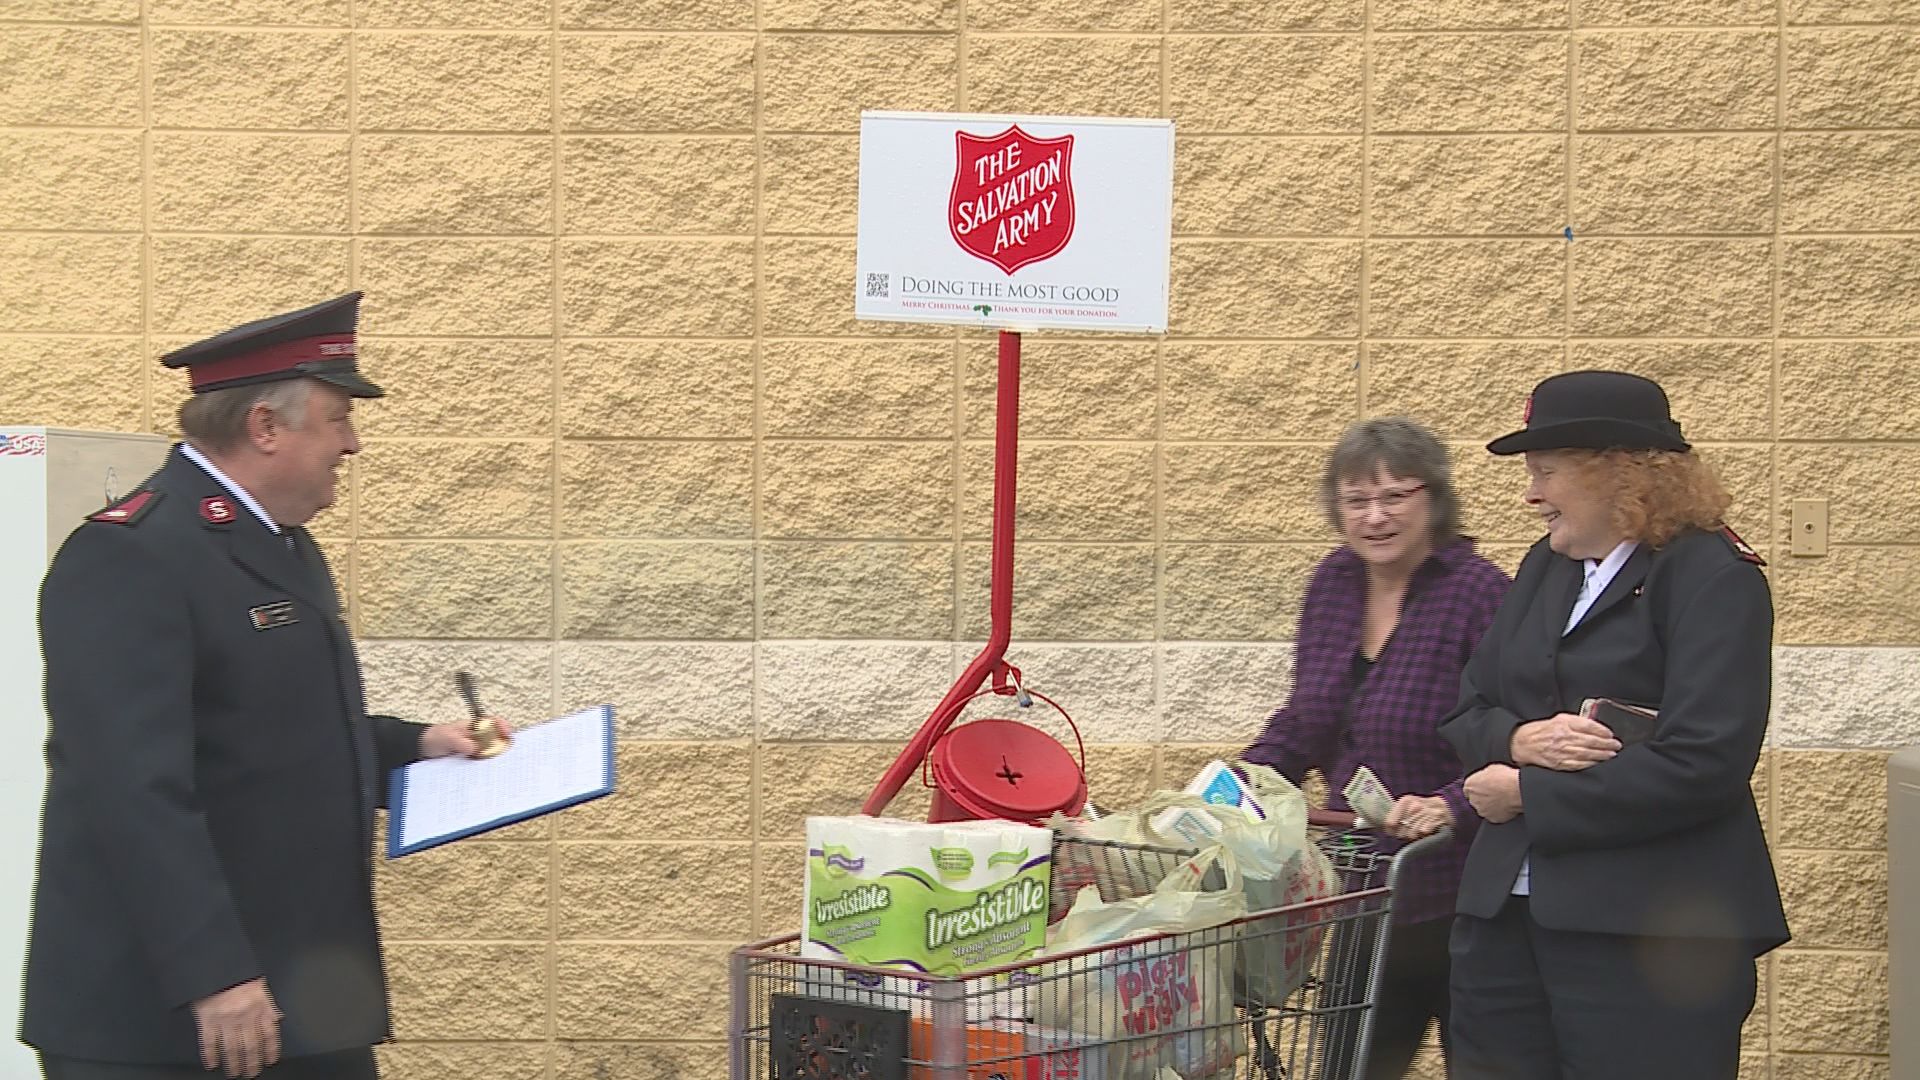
[865,273,889,298]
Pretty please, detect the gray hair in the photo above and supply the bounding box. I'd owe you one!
[1319,416,1463,542]
[178,378,314,453]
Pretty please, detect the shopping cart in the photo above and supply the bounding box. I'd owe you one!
[728,810,1448,1080]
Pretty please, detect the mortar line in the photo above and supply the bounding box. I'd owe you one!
[343,0,361,631]
[1151,0,1169,699]
[139,0,153,436]
[1564,8,1576,373]
[1768,3,1785,1057]
[1358,0,1372,417]
[544,0,562,1058]
[749,0,768,941]
[951,0,970,657]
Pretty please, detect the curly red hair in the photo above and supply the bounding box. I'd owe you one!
[1559,449,1732,548]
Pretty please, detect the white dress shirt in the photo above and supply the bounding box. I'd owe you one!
[1513,540,1640,896]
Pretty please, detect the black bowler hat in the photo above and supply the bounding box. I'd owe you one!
[160,292,384,398]
[1486,370,1689,455]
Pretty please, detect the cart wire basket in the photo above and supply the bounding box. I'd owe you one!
[729,819,1447,1080]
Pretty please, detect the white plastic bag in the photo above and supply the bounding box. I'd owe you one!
[1032,848,1246,1080]
[1137,768,1337,1006]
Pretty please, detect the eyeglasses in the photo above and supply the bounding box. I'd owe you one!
[1337,484,1428,515]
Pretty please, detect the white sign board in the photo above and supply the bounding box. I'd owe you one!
[854,111,1174,334]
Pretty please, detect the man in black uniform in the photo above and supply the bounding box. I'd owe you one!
[23,293,505,1080]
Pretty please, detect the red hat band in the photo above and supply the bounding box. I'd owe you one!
[189,335,357,391]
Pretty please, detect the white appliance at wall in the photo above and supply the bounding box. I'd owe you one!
[0,429,169,1076]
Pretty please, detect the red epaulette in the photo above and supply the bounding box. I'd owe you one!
[88,490,161,526]
[1720,525,1765,566]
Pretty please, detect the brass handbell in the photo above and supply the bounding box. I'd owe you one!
[454,670,511,759]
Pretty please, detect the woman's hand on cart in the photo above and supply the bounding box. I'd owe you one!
[1381,794,1454,840]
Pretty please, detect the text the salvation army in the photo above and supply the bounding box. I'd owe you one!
[954,139,1065,256]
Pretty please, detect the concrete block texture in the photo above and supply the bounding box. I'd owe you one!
[1782,239,1920,337]
[968,0,1153,31]
[558,542,755,639]
[561,239,757,336]
[1162,342,1357,441]
[377,1044,549,1080]
[1779,343,1920,440]
[561,441,754,539]
[1782,133,1920,233]
[962,337,1158,439]
[150,134,352,234]
[1169,35,1364,133]
[0,27,141,127]
[1774,952,1890,1055]
[1372,34,1567,133]
[760,34,957,132]
[1170,241,1361,336]
[1786,29,1920,128]
[1368,240,1565,337]
[563,136,756,234]
[0,338,144,429]
[0,235,143,334]
[1574,135,1775,234]
[1375,0,1568,28]
[560,340,754,440]
[2,0,138,18]
[560,34,755,132]
[761,135,860,234]
[1571,239,1774,337]
[359,136,554,235]
[959,441,1155,541]
[357,339,556,439]
[359,440,554,538]
[959,542,1158,640]
[762,441,953,539]
[10,5,1919,1072]
[1177,136,1363,236]
[967,36,1164,118]
[1772,649,1920,748]
[151,30,350,130]
[360,239,554,336]
[0,132,142,232]
[1369,136,1566,235]
[357,33,551,132]
[558,0,755,30]
[355,0,551,28]
[150,0,346,22]
[149,237,352,335]
[1577,31,1777,131]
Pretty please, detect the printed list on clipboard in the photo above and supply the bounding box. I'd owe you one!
[387,704,616,858]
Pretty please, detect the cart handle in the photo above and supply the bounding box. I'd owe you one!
[1308,808,1359,830]
[919,676,1087,792]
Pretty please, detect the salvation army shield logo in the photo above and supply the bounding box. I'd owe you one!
[949,125,1076,276]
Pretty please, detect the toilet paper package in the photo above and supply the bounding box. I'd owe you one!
[803,816,1054,978]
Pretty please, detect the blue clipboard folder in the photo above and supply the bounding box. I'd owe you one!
[387,704,616,858]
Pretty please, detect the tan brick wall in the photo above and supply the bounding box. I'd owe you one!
[4,3,1917,1078]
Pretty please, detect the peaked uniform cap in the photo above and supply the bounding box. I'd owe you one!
[160,292,384,398]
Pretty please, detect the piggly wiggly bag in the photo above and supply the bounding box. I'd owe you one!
[1032,848,1247,1080]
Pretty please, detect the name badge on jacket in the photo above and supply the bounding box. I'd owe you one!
[249,601,298,631]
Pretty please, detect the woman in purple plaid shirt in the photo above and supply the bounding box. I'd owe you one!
[1244,417,1510,1080]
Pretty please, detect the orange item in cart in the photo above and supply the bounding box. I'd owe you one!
[907,1016,1105,1080]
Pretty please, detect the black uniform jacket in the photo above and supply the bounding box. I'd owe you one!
[1440,528,1790,955]
[22,448,423,1063]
